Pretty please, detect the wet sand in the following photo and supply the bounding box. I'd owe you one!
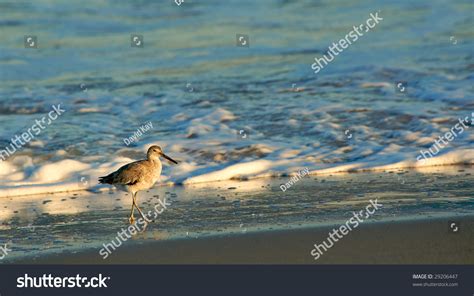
[16,215,474,264]
[1,166,474,264]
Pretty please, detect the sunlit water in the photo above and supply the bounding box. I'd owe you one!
[0,0,473,196]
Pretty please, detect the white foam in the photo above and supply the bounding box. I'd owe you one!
[0,107,473,198]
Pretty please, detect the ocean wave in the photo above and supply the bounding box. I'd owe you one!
[0,107,473,198]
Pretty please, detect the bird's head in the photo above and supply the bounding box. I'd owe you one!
[147,145,178,164]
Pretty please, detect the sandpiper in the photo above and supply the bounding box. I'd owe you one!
[99,145,178,224]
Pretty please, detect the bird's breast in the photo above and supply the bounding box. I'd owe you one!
[151,162,162,184]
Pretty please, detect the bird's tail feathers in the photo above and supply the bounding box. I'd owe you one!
[98,175,113,184]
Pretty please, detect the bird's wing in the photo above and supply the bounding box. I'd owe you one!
[111,160,148,185]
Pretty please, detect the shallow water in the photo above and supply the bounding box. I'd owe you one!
[0,0,473,196]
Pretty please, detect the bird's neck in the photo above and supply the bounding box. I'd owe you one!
[148,157,162,167]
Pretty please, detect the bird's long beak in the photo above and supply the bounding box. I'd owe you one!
[162,153,178,164]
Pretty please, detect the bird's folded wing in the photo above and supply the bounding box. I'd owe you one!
[112,161,147,185]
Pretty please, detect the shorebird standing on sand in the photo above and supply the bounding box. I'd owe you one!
[99,145,178,224]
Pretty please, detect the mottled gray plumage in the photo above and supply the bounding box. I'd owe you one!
[99,145,178,224]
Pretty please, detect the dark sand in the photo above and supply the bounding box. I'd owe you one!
[15,215,474,264]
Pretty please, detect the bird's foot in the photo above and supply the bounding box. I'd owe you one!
[138,212,152,223]
[129,215,135,224]
[134,206,153,223]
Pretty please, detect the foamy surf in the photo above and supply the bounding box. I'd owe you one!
[1,106,474,197]
[0,106,473,198]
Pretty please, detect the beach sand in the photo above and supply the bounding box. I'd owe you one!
[2,166,473,264]
[17,215,474,264]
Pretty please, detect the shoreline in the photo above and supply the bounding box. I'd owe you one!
[1,167,473,264]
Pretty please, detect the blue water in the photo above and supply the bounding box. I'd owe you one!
[0,0,473,191]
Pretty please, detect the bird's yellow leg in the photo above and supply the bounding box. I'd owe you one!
[129,193,136,224]
[133,193,152,223]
